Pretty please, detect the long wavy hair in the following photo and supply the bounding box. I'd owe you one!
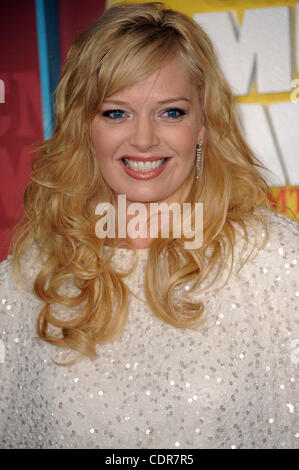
[11,1,271,365]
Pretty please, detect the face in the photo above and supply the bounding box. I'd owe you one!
[91,57,205,205]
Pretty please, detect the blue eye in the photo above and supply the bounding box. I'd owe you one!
[164,108,186,119]
[102,109,125,119]
[101,107,186,120]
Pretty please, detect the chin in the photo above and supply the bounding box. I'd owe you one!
[128,193,171,204]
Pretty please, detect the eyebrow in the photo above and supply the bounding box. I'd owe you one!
[103,97,191,105]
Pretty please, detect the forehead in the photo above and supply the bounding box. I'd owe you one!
[105,59,198,103]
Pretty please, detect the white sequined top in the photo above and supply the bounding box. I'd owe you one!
[0,210,298,449]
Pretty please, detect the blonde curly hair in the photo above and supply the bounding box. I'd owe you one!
[11,2,270,365]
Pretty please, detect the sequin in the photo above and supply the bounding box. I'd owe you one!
[0,210,298,449]
[286,403,294,414]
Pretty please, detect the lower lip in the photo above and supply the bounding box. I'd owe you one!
[119,158,170,180]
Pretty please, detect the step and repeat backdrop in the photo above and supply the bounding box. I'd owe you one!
[0,0,298,260]
[111,0,299,218]
[0,0,106,260]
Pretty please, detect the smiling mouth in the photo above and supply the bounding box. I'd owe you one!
[122,157,168,172]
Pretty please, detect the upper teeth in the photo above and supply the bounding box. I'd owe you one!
[123,158,166,171]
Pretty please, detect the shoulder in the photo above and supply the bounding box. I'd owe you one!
[233,210,298,328]
[0,245,45,332]
[247,208,298,246]
[230,210,298,340]
[228,210,298,329]
[254,210,298,267]
[0,254,24,324]
[0,244,45,295]
[262,209,299,242]
[0,255,13,289]
[0,255,19,301]
[255,209,298,266]
[233,210,298,274]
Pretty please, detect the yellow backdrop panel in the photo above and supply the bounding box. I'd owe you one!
[111,0,299,222]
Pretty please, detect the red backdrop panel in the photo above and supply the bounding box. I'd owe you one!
[0,0,43,261]
[0,0,107,261]
[58,0,107,66]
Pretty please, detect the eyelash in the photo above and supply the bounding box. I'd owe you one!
[101,108,186,120]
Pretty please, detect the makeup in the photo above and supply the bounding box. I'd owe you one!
[119,156,171,180]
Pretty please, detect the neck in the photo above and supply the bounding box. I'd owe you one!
[104,188,187,249]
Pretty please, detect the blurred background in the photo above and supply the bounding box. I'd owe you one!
[0,0,298,261]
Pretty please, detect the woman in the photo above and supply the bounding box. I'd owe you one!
[0,1,298,449]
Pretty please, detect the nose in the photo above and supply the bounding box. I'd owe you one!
[129,113,160,152]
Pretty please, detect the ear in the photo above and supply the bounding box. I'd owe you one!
[197,124,205,143]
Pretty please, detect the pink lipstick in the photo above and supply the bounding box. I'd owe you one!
[119,156,171,180]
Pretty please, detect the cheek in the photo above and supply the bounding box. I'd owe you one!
[175,139,196,169]
[92,125,115,164]
[171,130,196,175]
[167,126,196,152]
